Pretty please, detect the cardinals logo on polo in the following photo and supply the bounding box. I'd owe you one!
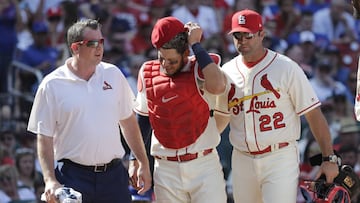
[103,81,112,90]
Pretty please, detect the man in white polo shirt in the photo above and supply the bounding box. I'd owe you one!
[27,19,151,203]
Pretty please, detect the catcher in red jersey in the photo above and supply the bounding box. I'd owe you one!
[215,9,339,203]
[129,16,227,203]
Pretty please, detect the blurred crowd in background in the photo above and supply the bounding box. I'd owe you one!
[0,0,359,202]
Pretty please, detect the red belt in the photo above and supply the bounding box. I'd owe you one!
[248,142,289,155]
[155,148,213,162]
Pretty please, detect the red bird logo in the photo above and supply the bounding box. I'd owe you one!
[103,81,112,90]
[260,74,280,99]
[228,83,236,101]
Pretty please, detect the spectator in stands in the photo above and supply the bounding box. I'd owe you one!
[284,44,314,78]
[287,10,329,50]
[338,145,359,175]
[16,21,59,91]
[0,0,23,94]
[299,0,329,13]
[0,164,36,202]
[270,0,302,39]
[172,0,220,40]
[19,0,64,19]
[14,147,39,202]
[309,59,348,102]
[46,5,68,65]
[298,31,319,69]
[333,117,360,150]
[312,0,357,44]
[0,129,18,165]
[46,6,64,48]
[0,104,17,132]
[130,18,153,56]
[330,94,355,126]
[16,21,60,116]
[345,71,357,105]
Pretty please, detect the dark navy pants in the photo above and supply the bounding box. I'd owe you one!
[55,160,131,203]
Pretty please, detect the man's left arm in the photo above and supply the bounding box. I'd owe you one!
[304,107,339,183]
[119,113,151,194]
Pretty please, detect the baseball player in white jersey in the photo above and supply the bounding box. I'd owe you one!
[352,0,360,121]
[356,56,360,120]
[215,9,339,203]
[129,17,227,203]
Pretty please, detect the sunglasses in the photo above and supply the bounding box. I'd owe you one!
[0,176,12,182]
[76,38,104,48]
[232,32,257,40]
[0,136,14,141]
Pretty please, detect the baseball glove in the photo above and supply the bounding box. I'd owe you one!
[308,153,360,200]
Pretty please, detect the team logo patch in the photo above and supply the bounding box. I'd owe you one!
[161,94,178,103]
[260,74,280,99]
[103,81,112,90]
[238,15,246,25]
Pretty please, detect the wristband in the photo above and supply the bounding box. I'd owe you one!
[191,42,213,69]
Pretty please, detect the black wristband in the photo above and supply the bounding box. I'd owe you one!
[191,42,213,69]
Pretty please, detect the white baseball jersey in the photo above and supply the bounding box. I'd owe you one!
[219,49,321,152]
[355,56,360,121]
[27,58,134,165]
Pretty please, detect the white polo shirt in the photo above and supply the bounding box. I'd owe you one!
[28,58,135,165]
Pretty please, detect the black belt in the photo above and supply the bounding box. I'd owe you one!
[59,158,121,172]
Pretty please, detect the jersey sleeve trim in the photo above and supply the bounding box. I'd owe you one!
[297,101,321,116]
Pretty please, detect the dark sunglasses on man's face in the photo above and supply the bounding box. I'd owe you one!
[0,176,12,183]
[76,38,104,48]
[232,32,257,40]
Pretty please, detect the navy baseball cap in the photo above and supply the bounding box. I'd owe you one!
[32,21,48,33]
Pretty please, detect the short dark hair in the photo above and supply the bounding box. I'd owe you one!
[67,19,101,48]
[161,32,188,54]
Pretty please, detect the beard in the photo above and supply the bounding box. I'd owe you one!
[164,58,186,77]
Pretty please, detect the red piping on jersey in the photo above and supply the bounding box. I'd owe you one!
[297,101,321,115]
[248,51,278,152]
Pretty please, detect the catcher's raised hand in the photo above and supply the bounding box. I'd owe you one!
[185,22,202,45]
